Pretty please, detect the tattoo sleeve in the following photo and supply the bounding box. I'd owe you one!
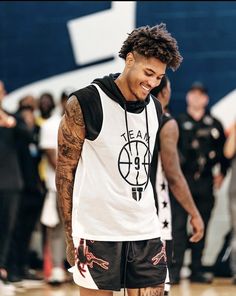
[55,95,85,265]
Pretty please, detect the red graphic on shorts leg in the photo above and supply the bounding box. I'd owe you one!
[75,247,86,277]
[76,244,109,278]
[85,246,109,269]
[152,244,167,265]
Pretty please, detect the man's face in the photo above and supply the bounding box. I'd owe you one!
[186,89,209,110]
[38,95,54,116]
[125,52,166,101]
[20,96,36,110]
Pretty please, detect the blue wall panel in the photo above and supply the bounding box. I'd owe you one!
[1,1,236,115]
[136,1,236,114]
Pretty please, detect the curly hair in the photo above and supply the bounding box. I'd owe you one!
[119,23,183,71]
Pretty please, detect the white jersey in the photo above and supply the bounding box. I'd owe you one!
[72,84,162,243]
[39,114,61,191]
[155,154,172,240]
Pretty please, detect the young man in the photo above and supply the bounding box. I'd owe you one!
[56,24,182,296]
[150,77,204,292]
[40,92,69,285]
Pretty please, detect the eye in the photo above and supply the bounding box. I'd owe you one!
[144,71,153,77]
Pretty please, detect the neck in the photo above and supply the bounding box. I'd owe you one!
[187,106,205,121]
[115,74,137,102]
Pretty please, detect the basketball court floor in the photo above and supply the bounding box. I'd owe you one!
[11,278,236,296]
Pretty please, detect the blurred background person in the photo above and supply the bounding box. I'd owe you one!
[39,91,69,285]
[0,81,33,295]
[151,77,204,293]
[169,82,230,284]
[6,95,46,284]
[36,92,55,126]
[18,95,37,111]
[224,121,236,284]
[36,92,56,200]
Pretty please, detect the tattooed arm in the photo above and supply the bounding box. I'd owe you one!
[160,118,204,243]
[55,95,85,266]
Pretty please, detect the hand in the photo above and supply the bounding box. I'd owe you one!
[213,174,224,190]
[189,213,204,243]
[0,109,8,126]
[0,110,16,128]
[66,240,75,267]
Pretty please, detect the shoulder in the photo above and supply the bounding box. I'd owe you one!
[72,85,100,105]
[69,85,102,140]
[211,115,224,128]
[160,117,178,138]
[161,112,175,127]
[203,112,225,132]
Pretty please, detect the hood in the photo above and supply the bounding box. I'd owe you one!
[93,73,150,114]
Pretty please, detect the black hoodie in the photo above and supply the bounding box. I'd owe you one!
[71,73,162,140]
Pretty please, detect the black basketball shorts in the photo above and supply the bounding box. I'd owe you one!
[70,237,167,291]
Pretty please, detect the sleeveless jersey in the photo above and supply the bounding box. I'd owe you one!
[72,84,162,243]
[153,113,173,241]
[155,154,172,240]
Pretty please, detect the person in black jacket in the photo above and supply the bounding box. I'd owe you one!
[0,81,33,293]
[169,82,230,284]
[6,96,46,283]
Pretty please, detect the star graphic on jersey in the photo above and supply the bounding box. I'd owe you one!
[162,220,169,229]
[160,182,166,191]
[162,201,168,208]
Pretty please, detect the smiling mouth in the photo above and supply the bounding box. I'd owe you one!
[141,84,150,92]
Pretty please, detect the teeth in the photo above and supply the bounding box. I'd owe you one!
[142,85,149,91]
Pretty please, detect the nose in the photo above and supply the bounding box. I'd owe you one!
[147,79,156,89]
[148,77,161,89]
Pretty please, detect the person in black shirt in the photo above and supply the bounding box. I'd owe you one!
[6,97,46,283]
[169,82,229,284]
[0,81,33,293]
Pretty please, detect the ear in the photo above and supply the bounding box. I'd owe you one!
[162,87,167,96]
[126,52,135,67]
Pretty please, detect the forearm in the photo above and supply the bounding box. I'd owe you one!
[160,120,200,218]
[56,160,77,267]
[168,173,200,218]
[55,126,82,245]
[56,163,74,244]
[55,95,85,248]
